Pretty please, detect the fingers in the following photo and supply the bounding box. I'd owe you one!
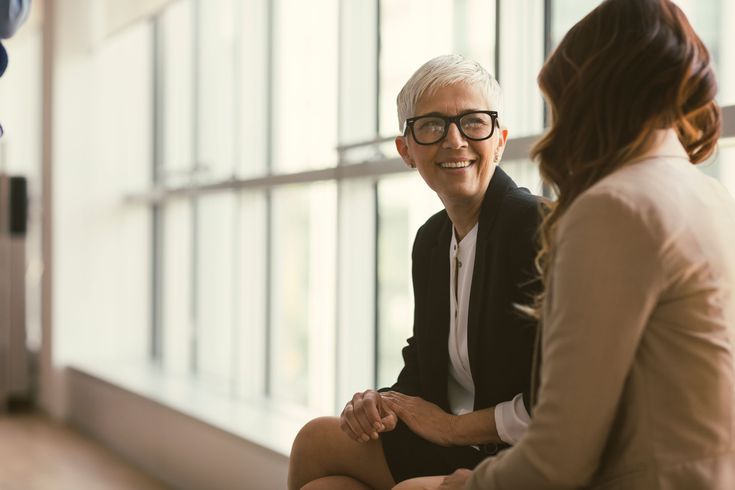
[361,390,386,432]
[353,391,381,440]
[340,401,364,441]
[383,391,410,402]
[382,394,420,437]
[381,409,398,432]
[339,390,418,442]
[340,391,382,442]
[347,393,373,441]
[380,398,404,435]
[381,396,400,414]
[381,393,407,420]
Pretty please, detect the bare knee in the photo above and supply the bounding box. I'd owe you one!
[288,417,340,490]
[291,416,339,462]
[289,415,394,490]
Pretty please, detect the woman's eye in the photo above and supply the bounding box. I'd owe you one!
[463,118,488,128]
[418,121,444,132]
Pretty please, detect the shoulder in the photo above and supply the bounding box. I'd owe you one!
[564,159,688,235]
[564,157,735,255]
[496,186,544,232]
[559,168,665,250]
[413,208,449,249]
[505,186,543,215]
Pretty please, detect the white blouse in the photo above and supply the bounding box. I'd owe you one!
[448,223,530,445]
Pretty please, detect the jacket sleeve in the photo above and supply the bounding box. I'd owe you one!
[379,224,426,396]
[505,196,545,414]
[468,191,666,489]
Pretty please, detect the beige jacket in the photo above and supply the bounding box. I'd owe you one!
[468,130,735,489]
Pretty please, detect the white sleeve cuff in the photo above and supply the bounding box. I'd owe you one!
[494,393,531,445]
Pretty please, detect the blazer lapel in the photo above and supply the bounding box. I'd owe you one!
[467,167,517,384]
[425,216,452,409]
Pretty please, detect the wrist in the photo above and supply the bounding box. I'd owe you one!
[447,413,461,446]
[448,407,501,447]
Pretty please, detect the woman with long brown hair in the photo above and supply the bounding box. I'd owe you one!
[396,0,735,489]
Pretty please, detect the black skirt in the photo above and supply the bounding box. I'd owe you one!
[380,420,494,483]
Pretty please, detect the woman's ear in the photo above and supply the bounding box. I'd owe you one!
[395,135,415,168]
[494,129,509,162]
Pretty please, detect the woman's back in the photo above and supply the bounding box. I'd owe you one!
[457,2,733,488]
[556,129,735,487]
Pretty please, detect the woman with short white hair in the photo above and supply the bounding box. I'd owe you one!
[288,54,542,490]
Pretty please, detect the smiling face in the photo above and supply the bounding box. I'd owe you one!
[396,82,507,208]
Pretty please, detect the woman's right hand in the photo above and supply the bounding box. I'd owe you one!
[339,389,397,442]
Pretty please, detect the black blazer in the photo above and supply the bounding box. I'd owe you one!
[387,167,542,415]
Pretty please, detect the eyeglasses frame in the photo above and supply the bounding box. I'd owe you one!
[403,110,499,146]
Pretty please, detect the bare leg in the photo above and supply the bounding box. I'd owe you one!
[392,476,445,490]
[288,416,396,490]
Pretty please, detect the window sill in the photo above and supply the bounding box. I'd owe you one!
[67,359,316,458]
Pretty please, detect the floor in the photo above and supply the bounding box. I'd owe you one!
[0,412,168,490]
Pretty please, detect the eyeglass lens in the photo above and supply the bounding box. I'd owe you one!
[411,112,495,144]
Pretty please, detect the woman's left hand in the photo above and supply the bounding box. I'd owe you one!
[438,469,472,489]
[381,391,457,447]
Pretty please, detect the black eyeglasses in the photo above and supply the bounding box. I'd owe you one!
[404,110,499,145]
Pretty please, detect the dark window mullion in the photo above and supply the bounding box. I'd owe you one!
[264,0,276,398]
[230,0,243,399]
[151,16,164,363]
[190,0,202,376]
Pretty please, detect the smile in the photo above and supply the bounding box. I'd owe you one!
[438,160,474,169]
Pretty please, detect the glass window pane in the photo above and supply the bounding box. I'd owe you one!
[272,0,339,173]
[238,0,269,178]
[376,174,442,388]
[270,182,337,411]
[196,193,237,391]
[236,190,268,400]
[500,160,543,196]
[162,198,193,375]
[379,0,496,137]
[698,138,735,194]
[552,1,735,106]
[160,0,194,185]
[673,0,735,105]
[338,0,379,147]
[550,0,601,49]
[499,0,544,137]
[336,179,376,409]
[55,22,153,362]
[95,22,154,359]
[197,0,237,180]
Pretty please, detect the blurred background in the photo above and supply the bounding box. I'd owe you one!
[0,0,734,488]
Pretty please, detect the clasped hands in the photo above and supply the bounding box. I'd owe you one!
[339,389,457,447]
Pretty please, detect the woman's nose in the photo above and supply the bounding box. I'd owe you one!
[442,121,468,149]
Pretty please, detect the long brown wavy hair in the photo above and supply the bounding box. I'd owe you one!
[531,0,720,313]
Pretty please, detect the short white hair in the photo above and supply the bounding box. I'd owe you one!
[396,54,504,133]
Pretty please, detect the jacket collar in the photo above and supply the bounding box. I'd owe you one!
[434,166,519,246]
[477,166,518,241]
[635,128,690,164]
